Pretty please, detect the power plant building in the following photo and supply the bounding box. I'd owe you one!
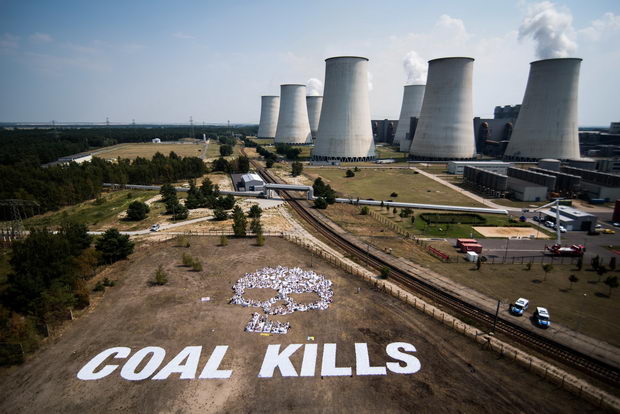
[313,56,376,162]
[504,58,582,160]
[257,96,280,139]
[274,85,312,145]
[393,85,425,149]
[409,57,476,160]
[447,161,512,175]
[463,166,508,198]
[306,96,323,140]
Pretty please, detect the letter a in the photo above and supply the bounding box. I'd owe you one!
[152,346,202,380]
[258,344,302,378]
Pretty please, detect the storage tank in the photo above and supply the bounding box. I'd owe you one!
[409,57,476,159]
[306,96,323,140]
[393,85,425,149]
[504,58,582,160]
[538,158,561,171]
[274,84,312,145]
[313,56,376,162]
[257,96,279,139]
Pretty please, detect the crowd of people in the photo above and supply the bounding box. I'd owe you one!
[230,266,334,334]
[245,312,290,334]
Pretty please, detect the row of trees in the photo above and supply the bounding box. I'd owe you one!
[313,178,337,209]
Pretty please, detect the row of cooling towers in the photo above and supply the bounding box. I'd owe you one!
[257,56,583,161]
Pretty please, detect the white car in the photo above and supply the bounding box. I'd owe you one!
[150,224,160,232]
[544,221,555,228]
[510,298,529,316]
[558,225,566,233]
[534,307,551,328]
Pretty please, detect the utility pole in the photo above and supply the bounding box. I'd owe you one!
[491,299,500,334]
[190,116,194,139]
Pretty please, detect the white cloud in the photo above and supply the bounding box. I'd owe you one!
[30,32,53,43]
[579,12,620,41]
[435,14,469,41]
[0,33,19,50]
[518,1,577,59]
[173,32,195,40]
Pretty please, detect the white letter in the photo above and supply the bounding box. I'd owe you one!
[386,342,421,374]
[120,347,166,381]
[77,347,130,380]
[152,346,202,380]
[199,346,232,379]
[321,343,352,377]
[300,344,318,377]
[258,344,302,378]
[355,343,387,376]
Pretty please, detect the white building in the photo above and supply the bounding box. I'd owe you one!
[241,173,265,191]
[152,138,161,143]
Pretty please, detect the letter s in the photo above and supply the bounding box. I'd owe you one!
[77,347,131,380]
[386,342,421,374]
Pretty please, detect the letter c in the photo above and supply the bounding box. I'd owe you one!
[77,347,131,380]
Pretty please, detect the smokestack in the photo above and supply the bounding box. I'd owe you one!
[409,57,476,160]
[257,96,279,139]
[274,85,312,145]
[313,56,376,162]
[306,96,323,140]
[504,58,582,161]
[393,84,425,149]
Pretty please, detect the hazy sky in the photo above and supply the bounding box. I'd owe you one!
[1,0,618,125]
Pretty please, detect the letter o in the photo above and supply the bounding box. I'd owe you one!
[120,347,166,381]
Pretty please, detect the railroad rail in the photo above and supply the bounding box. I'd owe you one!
[246,154,620,385]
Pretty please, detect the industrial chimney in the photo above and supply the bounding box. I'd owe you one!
[313,56,376,162]
[504,58,582,161]
[306,96,323,140]
[275,84,312,145]
[393,84,425,151]
[409,57,476,160]
[257,96,279,139]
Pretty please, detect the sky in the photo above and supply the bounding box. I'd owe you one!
[0,0,619,126]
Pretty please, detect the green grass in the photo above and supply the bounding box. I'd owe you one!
[23,190,161,230]
[375,145,407,160]
[308,168,486,207]
[250,138,275,146]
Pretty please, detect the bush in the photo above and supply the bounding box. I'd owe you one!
[213,207,228,221]
[345,169,355,178]
[360,206,370,215]
[380,266,390,279]
[390,192,398,197]
[95,228,134,264]
[153,265,168,285]
[256,233,265,246]
[314,197,328,209]
[219,144,233,156]
[176,236,190,248]
[232,206,247,236]
[182,252,194,267]
[172,204,189,220]
[93,281,105,292]
[291,162,303,177]
[219,235,228,246]
[248,204,263,218]
[126,200,150,221]
[419,213,486,225]
[103,277,115,287]
[266,159,274,168]
[192,259,203,272]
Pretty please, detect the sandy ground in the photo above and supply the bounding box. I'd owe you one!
[472,226,550,239]
[0,237,598,413]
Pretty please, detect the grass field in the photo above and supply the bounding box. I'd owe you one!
[94,143,205,160]
[23,190,164,231]
[375,145,407,160]
[250,138,275,146]
[306,168,486,207]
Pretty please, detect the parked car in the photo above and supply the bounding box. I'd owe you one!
[510,298,529,316]
[595,224,602,229]
[600,228,616,234]
[150,224,160,232]
[613,222,620,228]
[532,216,540,222]
[558,225,567,233]
[534,307,551,328]
[544,221,555,228]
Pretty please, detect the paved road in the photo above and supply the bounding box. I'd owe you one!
[88,214,215,236]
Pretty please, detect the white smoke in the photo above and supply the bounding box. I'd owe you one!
[367,71,373,91]
[306,78,323,96]
[518,1,577,59]
[402,50,427,84]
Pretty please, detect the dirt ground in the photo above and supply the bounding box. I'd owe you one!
[0,238,598,413]
[473,226,550,239]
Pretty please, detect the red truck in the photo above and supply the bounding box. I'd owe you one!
[545,244,585,257]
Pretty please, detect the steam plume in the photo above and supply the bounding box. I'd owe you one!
[306,78,323,96]
[519,1,577,59]
[403,50,427,84]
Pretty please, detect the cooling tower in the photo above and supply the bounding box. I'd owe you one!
[274,84,312,145]
[306,96,323,140]
[257,96,279,138]
[504,58,582,161]
[313,56,376,162]
[394,85,425,149]
[409,57,476,160]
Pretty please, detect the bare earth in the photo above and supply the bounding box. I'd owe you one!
[472,226,550,239]
[0,237,597,413]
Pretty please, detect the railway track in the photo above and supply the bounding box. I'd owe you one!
[245,153,620,385]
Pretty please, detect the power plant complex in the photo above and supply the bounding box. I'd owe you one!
[274,84,312,145]
[504,58,582,161]
[256,55,593,165]
[312,56,376,162]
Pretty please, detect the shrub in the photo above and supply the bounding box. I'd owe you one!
[95,228,134,264]
[182,252,194,267]
[176,236,190,248]
[154,265,168,285]
[266,159,274,168]
[93,281,105,292]
[256,233,265,246]
[314,197,328,209]
[380,266,390,279]
[248,204,262,218]
[346,169,355,178]
[232,206,247,236]
[220,235,228,246]
[213,207,228,221]
[291,162,303,177]
[103,277,115,287]
[390,192,398,197]
[192,259,203,272]
[360,206,370,215]
[126,201,150,221]
[172,204,189,220]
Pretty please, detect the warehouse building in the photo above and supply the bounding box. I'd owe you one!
[561,166,620,201]
[542,206,597,231]
[529,167,581,197]
[507,167,556,189]
[447,161,512,175]
[462,166,508,197]
[507,177,548,201]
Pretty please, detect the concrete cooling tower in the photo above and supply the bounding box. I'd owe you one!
[313,56,376,162]
[504,58,582,161]
[306,96,323,140]
[393,84,425,151]
[257,96,279,138]
[409,57,476,160]
[274,84,312,145]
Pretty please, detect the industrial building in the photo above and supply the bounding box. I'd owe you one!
[257,96,280,139]
[529,167,581,197]
[462,166,508,197]
[447,161,512,175]
[473,105,519,155]
[410,57,476,160]
[507,167,556,190]
[504,58,582,161]
[541,206,597,232]
[537,159,561,171]
[562,166,620,201]
[235,173,265,191]
[372,119,398,143]
[313,56,376,162]
[274,85,312,145]
[507,177,548,202]
[393,85,425,148]
[306,96,323,140]
[57,154,93,165]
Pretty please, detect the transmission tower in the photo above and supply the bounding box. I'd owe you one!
[0,199,40,244]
